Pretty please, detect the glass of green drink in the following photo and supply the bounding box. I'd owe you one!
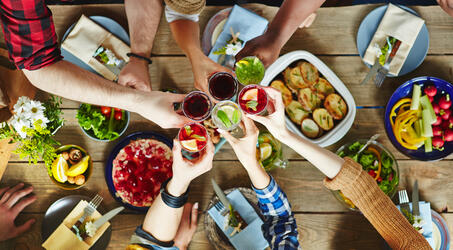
[235,56,265,85]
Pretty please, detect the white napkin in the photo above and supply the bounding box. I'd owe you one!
[363,4,425,76]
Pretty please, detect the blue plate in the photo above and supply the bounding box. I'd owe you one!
[431,210,451,250]
[105,131,173,213]
[61,16,130,75]
[384,76,453,161]
[357,5,429,76]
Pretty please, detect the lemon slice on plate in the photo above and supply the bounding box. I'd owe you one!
[66,155,90,177]
[52,154,68,183]
[181,139,198,152]
[259,143,273,160]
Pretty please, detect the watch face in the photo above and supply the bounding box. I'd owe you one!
[112,138,172,207]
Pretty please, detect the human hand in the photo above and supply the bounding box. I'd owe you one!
[218,116,260,170]
[137,91,192,129]
[191,54,233,98]
[173,202,198,250]
[0,183,36,241]
[246,87,290,141]
[167,139,214,196]
[235,34,281,68]
[118,57,151,92]
[438,0,453,17]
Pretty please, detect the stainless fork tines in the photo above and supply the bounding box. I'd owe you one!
[398,190,411,213]
[78,194,103,224]
[214,202,228,216]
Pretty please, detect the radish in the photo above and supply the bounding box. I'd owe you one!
[439,94,451,109]
[428,96,434,102]
[432,136,445,148]
[442,120,451,130]
[424,85,438,97]
[440,109,451,120]
[432,126,443,137]
[433,116,443,126]
[445,129,453,142]
[432,103,440,114]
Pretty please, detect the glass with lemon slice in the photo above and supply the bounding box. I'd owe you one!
[178,123,209,153]
[212,101,242,131]
[256,132,288,171]
[235,56,265,86]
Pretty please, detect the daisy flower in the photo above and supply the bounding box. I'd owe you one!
[13,96,31,114]
[225,42,242,56]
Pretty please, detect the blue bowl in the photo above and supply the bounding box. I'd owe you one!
[105,131,173,212]
[384,76,453,161]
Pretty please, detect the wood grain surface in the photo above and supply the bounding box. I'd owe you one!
[1,3,452,250]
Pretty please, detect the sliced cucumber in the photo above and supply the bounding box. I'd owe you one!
[410,84,422,110]
[420,95,436,124]
[424,137,433,153]
[421,109,433,137]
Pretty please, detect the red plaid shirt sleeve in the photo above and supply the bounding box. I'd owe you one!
[0,0,61,70]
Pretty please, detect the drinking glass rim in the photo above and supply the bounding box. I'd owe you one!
[235,56,265,86]
[178,122,210,153]
[208,72,239,101]
[212,100,243,130]
[238,84,269,115]
[182,90,213,122]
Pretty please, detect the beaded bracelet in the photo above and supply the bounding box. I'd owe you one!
[126,52,153,64]
[160,178,189,208]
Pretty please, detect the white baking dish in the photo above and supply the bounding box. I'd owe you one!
[260,50,356,147]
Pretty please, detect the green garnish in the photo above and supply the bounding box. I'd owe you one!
[191,134,206,141]
[184,126,193,136]
[77,104,125,141]
[232,109,241,124]
[379,37,397,66]
[246,100,259,111]
[217,110,232,128]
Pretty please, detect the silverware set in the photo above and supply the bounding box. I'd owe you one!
[398,180,421,219]
[77,194,103,225]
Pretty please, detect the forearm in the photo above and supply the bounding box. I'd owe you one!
[169,20,204,60]
[23,60,141,111]
[277,129,343,179]
[125,0,163,56]
[142,179,189,242]
[244,161,271,190]
[265,0,325,49]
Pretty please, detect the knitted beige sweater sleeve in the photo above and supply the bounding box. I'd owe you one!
[164,0,206,15]
[324,157,431,250]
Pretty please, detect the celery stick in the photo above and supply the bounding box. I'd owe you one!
[424,137,432,153]
[410,84,421,110]
[421,109,433,137]
[420,95,436,124]
[415,119,422,137]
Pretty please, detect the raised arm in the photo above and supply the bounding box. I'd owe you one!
[128,139,214,249]
[236,0,325,67]
[248,88,431,249]
[119,0,164,91]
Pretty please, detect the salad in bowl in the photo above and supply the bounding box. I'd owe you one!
[333,140,399,210]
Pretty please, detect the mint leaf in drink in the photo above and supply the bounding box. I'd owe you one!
[246,100,258,111]
[184,126,193,136]
[217,110,232,128]
[232,109,241,124]
[191,134,206,141]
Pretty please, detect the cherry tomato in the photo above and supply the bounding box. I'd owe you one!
[424,85,437,97]
[445,129,453,142]
[432,103,440,114]
[377,177,383,183]
[114,108,122,112]
[439,94,451,109]
[114,111,123,121]
[101,106,111,116]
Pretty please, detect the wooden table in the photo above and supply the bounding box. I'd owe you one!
[1,3,453,249]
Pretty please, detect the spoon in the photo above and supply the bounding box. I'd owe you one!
[356,134,381,156]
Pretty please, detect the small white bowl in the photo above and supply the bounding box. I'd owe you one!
[261,50,356,147]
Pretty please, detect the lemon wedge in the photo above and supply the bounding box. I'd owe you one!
[241,88,258,101]
[66,155,90,177]
[181,139,198,152]
[52,154,68,183]
[259,143,273,160]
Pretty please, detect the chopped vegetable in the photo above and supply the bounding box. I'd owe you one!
[410,84,421,110]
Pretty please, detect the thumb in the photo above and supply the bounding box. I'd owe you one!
[246,113,268,126]
[14,218,35,236]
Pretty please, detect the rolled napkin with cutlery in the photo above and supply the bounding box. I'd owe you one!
[42,200,113,250]
[363,4,425,76]
[61,15,130,81]
[207,188,269,250]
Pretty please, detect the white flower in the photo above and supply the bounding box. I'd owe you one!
[84,221,97,237]
[373,43,383,58]
[13,96,31,114]
[10,114,30,139]
[225,42,242,56]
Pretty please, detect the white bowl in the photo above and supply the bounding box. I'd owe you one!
[261,50,356,147]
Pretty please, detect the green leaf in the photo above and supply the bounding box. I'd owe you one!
[217,110,232,127]
[246,100,258,111]
[184,126,193,136]
[191,134,206,141]
[232,109,241,124]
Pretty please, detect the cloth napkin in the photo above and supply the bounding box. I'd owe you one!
[396,201,434,248]
[61,15,130,81]
[208,5,268,64]
[207,189,269,250]
[42,200,110,250]
[363,4,425,76]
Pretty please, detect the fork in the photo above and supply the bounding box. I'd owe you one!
[214,201,229,217]
[398,190,411,213]
[374,39,402,88]
[77,194,103,224]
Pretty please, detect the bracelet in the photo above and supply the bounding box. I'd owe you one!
[126,52,153,64]
[160,178,189,208]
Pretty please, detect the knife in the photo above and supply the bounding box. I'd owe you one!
[211,178,231,208]
[360,60,382,85]
[412,180,420,217]
[93,207,124,229]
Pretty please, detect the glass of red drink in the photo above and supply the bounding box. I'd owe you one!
[208,72,238,101]
[182,91,212,122]
[178,122,209,153]
[238,85,268,115]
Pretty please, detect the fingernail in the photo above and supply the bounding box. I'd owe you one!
[193,202,199,209]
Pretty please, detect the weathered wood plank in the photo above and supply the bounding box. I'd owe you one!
[3,159,453,214]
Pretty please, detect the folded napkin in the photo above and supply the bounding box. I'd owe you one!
[61,15,130,81]
[396,201,434,248]
[42,200,110,250]
[207,189,269,250]
[208,5,268,64]
[363,4,425,76]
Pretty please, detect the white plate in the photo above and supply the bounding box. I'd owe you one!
[261,51,356,147]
